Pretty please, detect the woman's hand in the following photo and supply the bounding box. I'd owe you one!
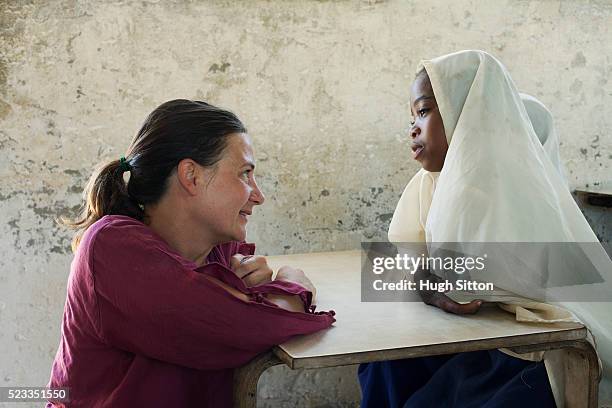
[230,257,317,312]
[414,268,482,315]
[275,265,317,300]
[230,254,273,287]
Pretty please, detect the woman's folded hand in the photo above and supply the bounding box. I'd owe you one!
[230,254,273,287]
[275,265,317,301]
[230,256,318,311]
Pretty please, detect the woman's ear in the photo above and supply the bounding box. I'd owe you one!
[176,159,199,196]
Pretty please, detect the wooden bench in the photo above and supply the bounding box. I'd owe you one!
[233,250,600,407]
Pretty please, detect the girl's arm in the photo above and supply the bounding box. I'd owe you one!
[414,267,482,315]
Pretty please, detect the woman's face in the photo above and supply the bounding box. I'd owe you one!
[194,133,265,243]
[409,72,448,172]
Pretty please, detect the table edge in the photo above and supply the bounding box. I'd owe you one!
[273,326,587,370]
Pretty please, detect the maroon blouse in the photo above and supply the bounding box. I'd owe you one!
[46,215,335,407]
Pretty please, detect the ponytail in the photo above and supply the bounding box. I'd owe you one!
[63,158,144,251]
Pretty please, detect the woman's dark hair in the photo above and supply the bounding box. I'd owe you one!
[64,99,247,251]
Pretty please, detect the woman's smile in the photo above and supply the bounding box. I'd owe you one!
[238,209,251,222]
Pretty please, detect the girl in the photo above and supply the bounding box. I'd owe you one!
[46,100,335,407]
[360,50,612,407]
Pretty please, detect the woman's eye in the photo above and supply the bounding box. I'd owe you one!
[409,119,415,126]
[241,170,251,180]
[418,108,429,117]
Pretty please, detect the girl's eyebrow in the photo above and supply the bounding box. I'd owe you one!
[413,95,434,105]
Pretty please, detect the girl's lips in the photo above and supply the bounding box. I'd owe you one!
[412,144,424,160]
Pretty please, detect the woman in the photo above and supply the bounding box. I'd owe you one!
[361,50,611,407]
[46,99,335,407]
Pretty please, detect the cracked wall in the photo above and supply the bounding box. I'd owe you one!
[1,1,611,406]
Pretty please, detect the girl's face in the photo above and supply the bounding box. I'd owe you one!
[409,72,448,172]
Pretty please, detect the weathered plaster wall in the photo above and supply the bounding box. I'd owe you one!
[1,1,610,406]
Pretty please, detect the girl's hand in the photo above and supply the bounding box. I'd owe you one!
[275,265,317,300]
[230,254,273,287]
[414,268,482,315]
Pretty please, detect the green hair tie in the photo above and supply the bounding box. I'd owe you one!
[119,157,131,173]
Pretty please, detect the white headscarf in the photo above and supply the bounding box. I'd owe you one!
[388,50,612,403]
[520,93,568,186]
[387,92,567,244]
[422,51,587,244]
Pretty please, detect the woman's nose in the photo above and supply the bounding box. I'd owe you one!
[250,179,265,205]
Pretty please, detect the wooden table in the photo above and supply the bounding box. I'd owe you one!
[233,250,600,407]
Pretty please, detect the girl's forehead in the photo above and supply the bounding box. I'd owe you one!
[410,77,436,105]
[411,73,432,94]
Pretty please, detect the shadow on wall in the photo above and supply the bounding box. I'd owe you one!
[258,365,361,407]
[573,193,611,244]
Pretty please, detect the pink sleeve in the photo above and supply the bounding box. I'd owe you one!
[248,280,322,313]
[90,224,335,371]
[204,242,322,312]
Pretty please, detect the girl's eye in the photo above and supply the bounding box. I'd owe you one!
[418,108,429,118]
[409,118,415,126]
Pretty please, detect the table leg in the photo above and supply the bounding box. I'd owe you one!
[562,341,600,408]
[511,340,600,408]
[233,351,282,408]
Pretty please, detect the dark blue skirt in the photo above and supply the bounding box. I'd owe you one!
[358,350,556,408]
